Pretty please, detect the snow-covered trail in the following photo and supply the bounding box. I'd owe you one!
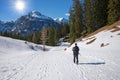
[0,47,84,80]
[0,45,120,80]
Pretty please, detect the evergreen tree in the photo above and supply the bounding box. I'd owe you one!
[84,0,93,33]
[84,0,108,33]
[35,32,41,44]
[69,6,76,43]
[59,24,64,37]
[54,28,60,45]
[64,23,70,36]
[56,27,61,39]
[61,23,69,37]
[32,33,37,43]
[74,0,83,38]
[69,0,83,43]
[92,0,108,29]
[26,32,32,42]
[48,26,55,46]
[0,31,2,36]
[108,0,120,24]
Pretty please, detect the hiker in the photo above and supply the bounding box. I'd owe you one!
[72,43,79,64]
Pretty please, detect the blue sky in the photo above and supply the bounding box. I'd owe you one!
[0,0,73,21]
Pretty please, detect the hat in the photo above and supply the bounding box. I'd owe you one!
[75,43,77,45]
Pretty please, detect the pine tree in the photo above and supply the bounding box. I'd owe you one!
[0,31,2,36]
[108,0,120,24]
[54,28,60,45]
[60,23,69,37]
[92,0,108,29]
[69,6,76,43]
[69,0,83,44]
[48,26,55,46]
[84,0,108,33]
[84,0,93,33]
[35,32,41,44]
[74,0,83,38]
[26,32,32,42]
[64,23,70,36]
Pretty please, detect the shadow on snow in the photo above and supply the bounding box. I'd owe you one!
[79,62,105,65]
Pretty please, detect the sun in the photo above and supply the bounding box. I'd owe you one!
[15,0,25,12]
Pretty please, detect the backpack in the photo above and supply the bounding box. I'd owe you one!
[73,46,79,52]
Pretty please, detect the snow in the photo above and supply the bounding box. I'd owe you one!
[0,27,120,80]
[117,26,120,28]
[57,18,64,22]
[54,18,68,24]
[30,11,53,20]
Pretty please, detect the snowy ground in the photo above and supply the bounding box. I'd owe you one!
[0,27,120,80]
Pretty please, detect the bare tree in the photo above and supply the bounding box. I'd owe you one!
[41,26,48,51]
[32,33,36,43]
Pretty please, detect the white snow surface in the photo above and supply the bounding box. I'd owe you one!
[30,11,52,20]
[54,18,68,24]
[0,28,120,80]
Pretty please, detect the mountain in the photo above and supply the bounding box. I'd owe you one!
[0,21,14,33]
[11,11,60,35]
[0,11,63,35]
[0,21,5,32]
[54,18,68,24]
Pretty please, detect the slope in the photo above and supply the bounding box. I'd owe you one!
[83,20,120,38]
[0,22,120,80]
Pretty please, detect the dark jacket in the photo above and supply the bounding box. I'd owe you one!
[72,46,79,55]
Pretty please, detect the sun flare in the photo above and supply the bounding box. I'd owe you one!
[15,0,25,12]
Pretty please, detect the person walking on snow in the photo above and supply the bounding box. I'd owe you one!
[72,43,79,64]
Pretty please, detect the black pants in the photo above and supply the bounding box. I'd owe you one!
[73,54,79,64]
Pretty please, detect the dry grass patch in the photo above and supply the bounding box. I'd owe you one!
[83,20,120,39]
[111,26,120,32]
[86,36,95,40]
[86,38,96,45]
[80,36,95,42]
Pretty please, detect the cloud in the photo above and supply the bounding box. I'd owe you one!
[65,13,70,16]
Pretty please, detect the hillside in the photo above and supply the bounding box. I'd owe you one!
[0,21,120,80]
[83,20,120,38]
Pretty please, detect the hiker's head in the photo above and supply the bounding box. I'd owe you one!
[75,43,77,46]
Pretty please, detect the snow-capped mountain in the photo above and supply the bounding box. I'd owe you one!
[0,21,15,33]
[54,18,68,24]
[29,11,53,20]
[0,11,63,35]
[11,11,60,34]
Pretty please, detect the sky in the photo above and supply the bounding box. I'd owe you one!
[0,0,73,22]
